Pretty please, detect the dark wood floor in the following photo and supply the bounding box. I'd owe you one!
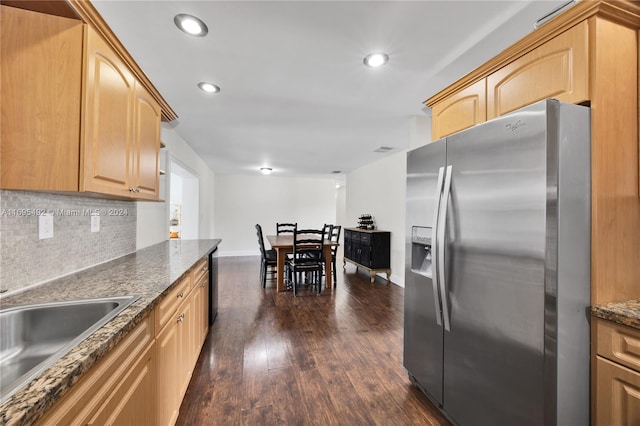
[176,256,449,425]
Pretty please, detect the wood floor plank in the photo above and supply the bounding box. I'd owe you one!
[269,366,312,424]
[241,405,274,426]
[176,255,450,426]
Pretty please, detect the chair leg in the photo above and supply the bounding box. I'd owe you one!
[261,260,266,288]
[293,267,297,296]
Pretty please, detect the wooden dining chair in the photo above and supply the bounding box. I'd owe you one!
[329,225,341,286]
[256,224,277,288]
[276,222,296,235]
[285,225,326,296]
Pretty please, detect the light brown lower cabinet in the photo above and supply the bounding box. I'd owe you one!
[594,318,640,425]
[157,262,210,426]
[178,291,196,401]
[36,314,156,425]
[37,257,210,426]
[88,341,156,425]
[156,308,182,426]
[596,357,640,425]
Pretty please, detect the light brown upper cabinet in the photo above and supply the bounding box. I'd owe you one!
[81,26,161,200]
[431,79,486,140]
[132,83,162,200]
[426,1,640,306]
[1,5,165,200]
[1,6,84,192]
[429,21,589,139]
[486,21,589,119]
[81,26,136,198]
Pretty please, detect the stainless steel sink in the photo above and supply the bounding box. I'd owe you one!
[0,295,139,404]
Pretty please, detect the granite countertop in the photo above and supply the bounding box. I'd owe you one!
[0,239,221,426]
[592,298,640,330]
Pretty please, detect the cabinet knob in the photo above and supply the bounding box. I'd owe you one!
[177,313,184,323]
[200,282,206,288]
[177,292,184,298]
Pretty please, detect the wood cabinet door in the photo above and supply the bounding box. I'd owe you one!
[487,21,589,119]
[156,317,181,426]
[431,79,486,140]
[1,6,83,192]
[596,356,640,425]
[81,26,135,198]
[344,237,353,260]
[131,82,161,200]
[193,275,209,348]
[36,315,154,425]
[88,342,157,426]
[178,294,196,399]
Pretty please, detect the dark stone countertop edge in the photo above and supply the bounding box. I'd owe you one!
[0,239,221,426]
[591,298,640,331]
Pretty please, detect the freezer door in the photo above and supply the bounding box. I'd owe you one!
[442,103,548,425]
[404,140,445,405]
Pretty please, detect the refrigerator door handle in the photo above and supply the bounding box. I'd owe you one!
[431,166,446,326]
[438,165,453,332]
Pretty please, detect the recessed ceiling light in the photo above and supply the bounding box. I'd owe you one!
[363,52,389,68]
[260,167,273,175]
[174,14,208,36]
[198,82,220,93]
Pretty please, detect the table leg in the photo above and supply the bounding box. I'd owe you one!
[276,248,286,292]
[324,246,333,290]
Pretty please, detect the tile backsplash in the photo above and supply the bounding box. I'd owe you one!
[0,190,136,294]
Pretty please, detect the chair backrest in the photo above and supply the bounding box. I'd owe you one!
[292,225,325,262]
[277,222,297,235]
[255,224,267,258]
[330,225,341,255]
[322,224,333,240]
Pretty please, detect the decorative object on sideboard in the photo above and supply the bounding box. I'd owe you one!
[358,214,375,230]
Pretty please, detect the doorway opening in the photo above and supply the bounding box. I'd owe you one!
[168,159,199,240]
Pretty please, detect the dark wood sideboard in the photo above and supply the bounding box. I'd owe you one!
[343,228,391,283]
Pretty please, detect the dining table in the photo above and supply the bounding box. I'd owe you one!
[266,234,339,292]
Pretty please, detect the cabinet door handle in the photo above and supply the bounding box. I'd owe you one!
[177,292,184,298]
[200,282,206,288]
[177,313,185,323]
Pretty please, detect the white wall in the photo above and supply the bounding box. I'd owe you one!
[214,174,337,256]
[344,115,431,287]
[136,124,216,249]
[345,152,407,286]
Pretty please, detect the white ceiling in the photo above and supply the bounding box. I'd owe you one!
[92,0,566,178]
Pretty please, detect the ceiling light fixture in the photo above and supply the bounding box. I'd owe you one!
[174,14,208,36]
[198,82,220,93]
[260,167,272,175]
[363,52,389,68]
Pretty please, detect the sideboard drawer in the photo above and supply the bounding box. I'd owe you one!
[344,229,359,241]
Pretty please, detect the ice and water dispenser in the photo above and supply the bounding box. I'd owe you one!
[410,226,432,278]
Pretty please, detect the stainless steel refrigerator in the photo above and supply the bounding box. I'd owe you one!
[404,99,590,426]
